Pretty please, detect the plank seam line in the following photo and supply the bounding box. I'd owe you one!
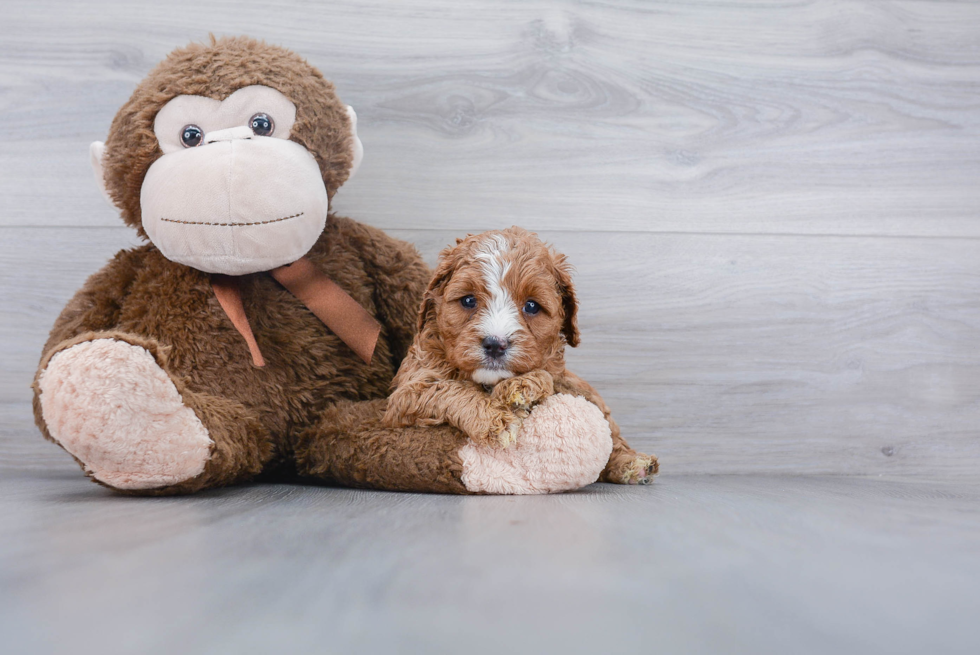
[5,225,980,241]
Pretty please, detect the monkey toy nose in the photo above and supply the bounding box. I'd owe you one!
[204,125,254,144]
[482,336,509,359]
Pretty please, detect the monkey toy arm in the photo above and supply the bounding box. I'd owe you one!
[329,216,432,370]
[297,387,614,495]
[38,247,143,353]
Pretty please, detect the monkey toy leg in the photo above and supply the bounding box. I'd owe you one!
[33,332,274,495]
[294,394,614,495]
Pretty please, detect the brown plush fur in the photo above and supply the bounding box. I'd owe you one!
[383,227,658,484]
[294,398,470,494]
[32,37,433,494]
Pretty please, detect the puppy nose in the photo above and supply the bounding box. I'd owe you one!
[482,336,509,359]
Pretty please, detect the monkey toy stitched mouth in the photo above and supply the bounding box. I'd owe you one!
[158,212,304,228]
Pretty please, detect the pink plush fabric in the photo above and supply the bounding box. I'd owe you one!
[459,394,613,495]
[37,339,212,490]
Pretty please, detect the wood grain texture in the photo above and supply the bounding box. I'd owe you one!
[1,471,978,654]
[1,0,979,477]
[1,0,979,235]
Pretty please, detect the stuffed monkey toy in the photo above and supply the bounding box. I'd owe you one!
[32,37,643,495]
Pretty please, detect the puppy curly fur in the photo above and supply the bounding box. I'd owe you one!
[384,227,658,484]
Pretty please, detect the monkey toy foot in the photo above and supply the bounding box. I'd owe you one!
[36,338,213,491]
[459,394,613,494]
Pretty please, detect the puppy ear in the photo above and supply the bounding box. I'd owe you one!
[553,253,580,347]
[416,251,457,334]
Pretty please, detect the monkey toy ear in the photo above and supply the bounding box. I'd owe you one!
[346,106,364,181]
[89,141,115,206]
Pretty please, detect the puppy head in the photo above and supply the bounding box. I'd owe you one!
[419,226,579,385]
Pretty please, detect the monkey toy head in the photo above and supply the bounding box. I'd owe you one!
[91,36,364,276]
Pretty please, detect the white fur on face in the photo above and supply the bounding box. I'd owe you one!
[474,234,522,341]
[470,233,523,385]
[471,367,515,386]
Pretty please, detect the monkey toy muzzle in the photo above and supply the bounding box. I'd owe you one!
[140,126,329,275]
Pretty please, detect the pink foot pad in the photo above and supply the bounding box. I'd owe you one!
[37,339,212,490]
[459,393,613,495]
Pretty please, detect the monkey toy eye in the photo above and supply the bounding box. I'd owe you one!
[180,125,204,148]
[460,295,477,309]
[249,113,275,136]
[523,300,541,315]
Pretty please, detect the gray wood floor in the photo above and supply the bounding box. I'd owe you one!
[2,458,979,655]
[2,2,980,652]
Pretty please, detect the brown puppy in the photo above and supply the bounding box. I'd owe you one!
[384,227,658,484]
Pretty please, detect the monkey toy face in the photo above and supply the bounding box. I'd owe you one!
[91,37,364,275]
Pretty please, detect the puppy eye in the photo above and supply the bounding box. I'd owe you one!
[523,300,541,315]
[460,295,477,309]
[180,125,204,147]
[249,113,275,136]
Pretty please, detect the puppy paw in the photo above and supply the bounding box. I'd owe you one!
[625,455,659,484]
[468,404,524,449]
[493,415,522,448]
[605,453,659,485]
[492,371,554,417]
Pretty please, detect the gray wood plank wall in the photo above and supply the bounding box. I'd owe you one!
[2,0,978,478]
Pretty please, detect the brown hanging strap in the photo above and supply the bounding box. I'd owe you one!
[271,257,381,365]
[211,274,266,367]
